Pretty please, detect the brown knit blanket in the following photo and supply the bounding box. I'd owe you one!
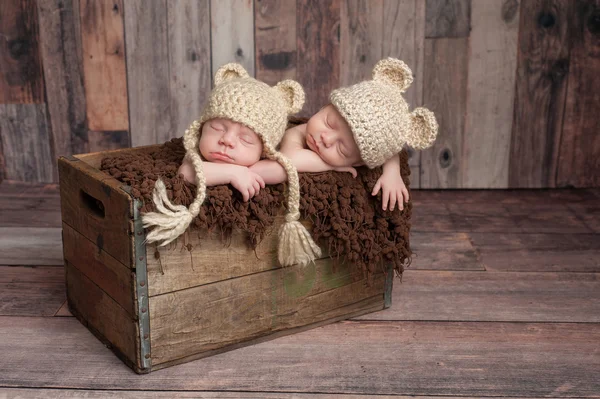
[100,138,412,281]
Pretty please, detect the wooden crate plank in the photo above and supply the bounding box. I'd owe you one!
[357,270,600,322]
[0,0,45,103]
[0,265,65,316]
[0,181,61,227]
[0,227,62,265]
[37,0,89,158]
[65,262,140,370]
[58,157,133,267]
[150,259,386,365]
[1,318,599,396]
[462,0,519,188]
[79,0,129,132]
[124,0,170,147]
[420,38,468,188]
[0,104,55,182]
[255,0,297,85]
[409,232,484,270]
[340,0,383,86]
[425,0,471,38]
[470,232,600,272]
[210,0,255,77]
[557,0,600,188]
[297,0,341,116]
[167,0,211,138]
[383,0,426,187]
[509,0,573,188]
[62,223,135,316]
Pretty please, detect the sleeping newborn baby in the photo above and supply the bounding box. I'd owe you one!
[251,57,439,212]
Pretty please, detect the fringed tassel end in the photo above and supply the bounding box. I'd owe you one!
[141,179,194,247]
[278,220,322,267]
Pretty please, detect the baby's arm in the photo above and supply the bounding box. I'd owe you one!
[372,153,409,211]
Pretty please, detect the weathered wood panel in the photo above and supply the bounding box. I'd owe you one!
[210,0,255,78]
[425,0,471,38]
[79,0,129,132]
[297,0,341,116]
[65,262,139,370]
[1,317,599,396]
[0,104,55,182]
[359,270,600,322]
[58,156,133,267]
[462,0,520,188]
[409,231,484,270]
[124,0,171,146]
[0,265,65,316]
[0,227,62,265]
[509,0,573,187]
[37,0,89,158]
[470,232,600,272]
[0,0,44,103]
[340,0,383,86]
[62,223,135,316]
[0,180,60,227]
[167,0,211,137]
[255,0,297,85]
[383,0,426,185]
[87,130,129,152]
[150,260,385,365]
[557,0,600,187]
[420,38,468,188]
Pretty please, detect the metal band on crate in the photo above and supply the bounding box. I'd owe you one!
[122,185,151,371]
[384,264,394,308]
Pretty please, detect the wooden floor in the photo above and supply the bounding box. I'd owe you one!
[1,180,599,398]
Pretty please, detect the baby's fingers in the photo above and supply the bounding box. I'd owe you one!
[402,186,410,202]
[241,189,250,202]
[389,192,397,211]
[382,188,390,211]
[372,180,382,196]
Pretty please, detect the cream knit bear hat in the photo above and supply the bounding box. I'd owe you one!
[142,63,321,267]
[330,58,438,169]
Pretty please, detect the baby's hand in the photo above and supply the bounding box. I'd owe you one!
[372,171,409,211]
[230,167,266,202]
[333,165,357,178]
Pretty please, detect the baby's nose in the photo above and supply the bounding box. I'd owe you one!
[321,132,333,147]
[220,132,235,147]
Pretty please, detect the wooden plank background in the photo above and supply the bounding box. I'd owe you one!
[0,0,598,188]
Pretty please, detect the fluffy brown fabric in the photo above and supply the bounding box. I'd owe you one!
[100,134,412,281]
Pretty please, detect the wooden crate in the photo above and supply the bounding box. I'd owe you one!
[58,146,395,374]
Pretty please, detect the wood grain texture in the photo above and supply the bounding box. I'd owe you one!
[425,0,471,38]
[420,38,468,188]
[470,232,600,272]
[0,104,55,182]
[509,0,573,188]
[0,227,62,265]
[65,262,139,370]
[0,0,44,103]
[37,0,89,159]
[54,301,72,316]
[62,223,135,316]
[409,231,484,270]
[255,0,297,85]
[1,317,599,396]
[462,0,520,188]
[58,156,133,267]
[0,266,65,316]
[210,0,255,77]
[167,0,211,138]
[124,0,171,146]
[340,0,383,86]
[383,0,426,184]
[87,130,129,152]
[557,0,600,187]
[297,0,341,116]
[79,0,129,132]
[358,270,600,322]
[0,180,60,227]
[150,260,385,365]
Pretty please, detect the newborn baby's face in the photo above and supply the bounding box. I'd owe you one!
[199,118,263,166]
[306,105,362,167]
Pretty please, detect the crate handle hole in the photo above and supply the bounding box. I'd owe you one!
[80,190,105,219]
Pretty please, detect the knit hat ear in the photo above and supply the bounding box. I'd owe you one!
[214,63,250,86]
[274,80,306,114]
[372,58,414,93]
[406,108,438,150]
